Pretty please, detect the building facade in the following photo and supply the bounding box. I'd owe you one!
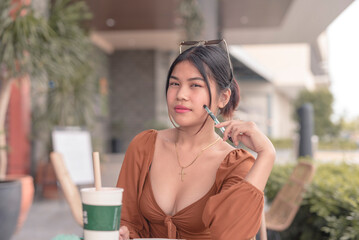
[83,0,354,150]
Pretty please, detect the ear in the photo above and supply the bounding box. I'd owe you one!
[218,88,231,108]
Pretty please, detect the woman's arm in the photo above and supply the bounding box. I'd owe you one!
[216,120,276,191]
[116,130,155,238]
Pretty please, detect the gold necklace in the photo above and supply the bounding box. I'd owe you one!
[175,137,221,181]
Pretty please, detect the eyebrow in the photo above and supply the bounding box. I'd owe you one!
[170,76,204,81]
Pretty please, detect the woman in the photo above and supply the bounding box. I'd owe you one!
[117,40,275,240]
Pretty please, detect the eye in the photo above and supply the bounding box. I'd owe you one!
[191,83,202,88]
[169,81,179,86]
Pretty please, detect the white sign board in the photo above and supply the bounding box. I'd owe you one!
[52,127,94,185]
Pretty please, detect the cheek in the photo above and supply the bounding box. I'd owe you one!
[193,91,211,110]
[193,93,206,104]
[166,89,176,103]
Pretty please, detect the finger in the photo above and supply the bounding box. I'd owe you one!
[215,121,231,128]
[120,226,129,233]
[119,226,129,240]
[232,127,244,138]
[231,128,245,146]
[119,233,128,240]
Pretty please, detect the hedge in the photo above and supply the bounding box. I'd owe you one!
[269,138,358,150]
[265,161,359,240]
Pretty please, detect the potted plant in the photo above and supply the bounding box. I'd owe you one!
[0,0,95,238]
[31,0,96,198]
[0,1,50,239]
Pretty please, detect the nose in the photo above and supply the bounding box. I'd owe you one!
[176,85,189,101]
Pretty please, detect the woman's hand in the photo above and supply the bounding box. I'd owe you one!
[216,120,275,155]
[216,120,276,191]
[119,226,130,240]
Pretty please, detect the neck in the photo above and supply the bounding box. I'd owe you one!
[175,121,219,150]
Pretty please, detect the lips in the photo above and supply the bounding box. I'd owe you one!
[174,105,191,113]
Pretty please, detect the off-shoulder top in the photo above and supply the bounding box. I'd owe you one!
[116,130,264,240]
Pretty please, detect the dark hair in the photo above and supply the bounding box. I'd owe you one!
[166,45,240,119]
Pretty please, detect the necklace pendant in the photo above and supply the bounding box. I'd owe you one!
[175,137,220,182]
[179,168,186,182]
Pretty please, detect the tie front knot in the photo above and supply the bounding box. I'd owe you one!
[164,216,177,238]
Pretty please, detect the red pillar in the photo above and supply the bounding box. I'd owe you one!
[7,76,31,175]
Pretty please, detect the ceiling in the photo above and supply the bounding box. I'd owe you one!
[85,0,354,52]
[224,0,355,44]
[222,0,294,29]
[85,0,180,31]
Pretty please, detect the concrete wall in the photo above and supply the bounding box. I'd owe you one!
[272,89,297,138]
[236,43,329,139]
[92,46,110,154]
[238,80,297,139]
[242,44,316,90]
[108,47,304,150]
[110,50,157,151]
[154,51,173,128]
[237,81,274,136]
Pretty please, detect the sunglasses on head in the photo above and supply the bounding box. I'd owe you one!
[179,39,234,81]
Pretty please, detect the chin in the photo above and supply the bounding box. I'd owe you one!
[169,112,206,127]
[173,119,204,129]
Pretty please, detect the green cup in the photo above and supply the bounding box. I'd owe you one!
[81,187,124,240]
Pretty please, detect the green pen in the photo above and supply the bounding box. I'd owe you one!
[203,105,234,144]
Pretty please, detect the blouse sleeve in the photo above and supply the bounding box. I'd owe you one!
[116,130,155,238]
[202,149,264,240]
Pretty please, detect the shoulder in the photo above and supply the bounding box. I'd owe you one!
[215,149,255,186]
[129,129,157,148]
[122,130,158,170]
[125,129,158,157]
[221,148,255,168]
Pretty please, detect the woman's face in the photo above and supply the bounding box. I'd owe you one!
[167,61,220,128]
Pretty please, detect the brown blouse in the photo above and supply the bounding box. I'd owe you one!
[116,130,264,240]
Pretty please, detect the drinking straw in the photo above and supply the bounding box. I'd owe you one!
[92,152,102,190]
